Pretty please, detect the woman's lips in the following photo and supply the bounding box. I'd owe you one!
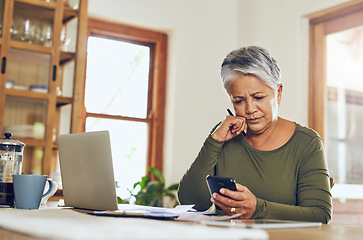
[247,117,261,124]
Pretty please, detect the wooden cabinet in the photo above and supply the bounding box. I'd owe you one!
[0,0,87,178]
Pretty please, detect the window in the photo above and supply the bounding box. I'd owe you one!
[84,19,167,198]
[309,2,363,198]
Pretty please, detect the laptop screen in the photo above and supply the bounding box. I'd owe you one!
[57,130,118,210]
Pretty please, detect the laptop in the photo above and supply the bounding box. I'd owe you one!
[57,131,183,219]
[57,130,119,211]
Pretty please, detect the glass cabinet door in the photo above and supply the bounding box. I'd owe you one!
[3,96,47,174]
[11,2,54,47]
[23,146,44,175]
[3,96,47,139]
[6,48,51,92]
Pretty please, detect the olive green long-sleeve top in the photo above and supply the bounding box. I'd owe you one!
[178,123,332,223]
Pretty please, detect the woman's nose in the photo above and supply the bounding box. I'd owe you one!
[245,100,257,114]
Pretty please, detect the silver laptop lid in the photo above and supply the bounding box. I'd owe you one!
[57,130,118,210]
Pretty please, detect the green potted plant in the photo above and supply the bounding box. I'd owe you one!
[118,166,179,207]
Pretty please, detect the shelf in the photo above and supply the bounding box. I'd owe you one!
[10,40,52,54]
[9,41,74,65]
[56,96,72,107]
[5,88,50,100]
[63,7,78,23]
[15,137,46,147]
[16,0,56,9]
[60,51,76,64]
[5,89,74,107]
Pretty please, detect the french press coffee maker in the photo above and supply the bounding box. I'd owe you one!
[0,133,26,207]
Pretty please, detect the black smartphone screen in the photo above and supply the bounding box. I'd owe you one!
[206,175,237,210]
[206,175,237,196]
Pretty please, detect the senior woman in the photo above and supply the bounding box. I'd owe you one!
[177,46,332,223]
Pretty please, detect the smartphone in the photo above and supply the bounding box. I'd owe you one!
[206,175,237,194]
[206,175,237,210]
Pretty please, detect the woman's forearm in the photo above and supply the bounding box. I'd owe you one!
[178,136,223,210]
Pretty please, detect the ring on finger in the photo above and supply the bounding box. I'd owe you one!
[230,207,236,213]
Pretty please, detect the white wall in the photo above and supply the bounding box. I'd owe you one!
[237,0,349,123]
[88,0,351,186]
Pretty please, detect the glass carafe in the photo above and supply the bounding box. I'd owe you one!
[0,133,25,207]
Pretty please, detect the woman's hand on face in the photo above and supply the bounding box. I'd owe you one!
[211,183,257,219]
[211,115,247,142]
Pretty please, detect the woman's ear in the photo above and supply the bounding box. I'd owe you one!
[277,84,283,105]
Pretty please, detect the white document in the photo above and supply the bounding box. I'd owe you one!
[92,204,197,218]
[177,211,242,222]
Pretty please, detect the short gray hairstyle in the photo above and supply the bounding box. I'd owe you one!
[220,46,281,93]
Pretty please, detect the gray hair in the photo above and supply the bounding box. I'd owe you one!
[220,46,281,93]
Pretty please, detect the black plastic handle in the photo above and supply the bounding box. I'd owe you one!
[1,57,6,74]
[52,65,57,81]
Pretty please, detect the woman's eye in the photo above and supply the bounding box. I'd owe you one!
[254,96,264,100]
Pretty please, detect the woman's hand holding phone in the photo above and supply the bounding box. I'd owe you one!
[209,180,257,219]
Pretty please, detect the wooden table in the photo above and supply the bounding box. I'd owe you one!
[267,224,363,240]
[1,224,363,240]
[1,206,363,240]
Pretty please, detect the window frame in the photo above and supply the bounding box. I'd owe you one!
[83,18,167,173]
[309,1,363,141]
[308,1,363,199]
